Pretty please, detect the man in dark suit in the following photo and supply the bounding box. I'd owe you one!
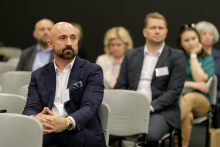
[16,19,54,71]
[22,22,106,147]
[114,12,186,146]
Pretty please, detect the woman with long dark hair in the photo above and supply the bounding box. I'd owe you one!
[176,24,215,147]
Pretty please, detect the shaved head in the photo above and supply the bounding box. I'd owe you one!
[35,19,54,30]
[49,22,76,41]
[47,22,79,61]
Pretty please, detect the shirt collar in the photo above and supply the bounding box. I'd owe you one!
[144,43,165,56]
[54,57,75,72]
[37,44,51,53]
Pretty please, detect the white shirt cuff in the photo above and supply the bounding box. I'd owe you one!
[150,105,155,112]
[68,116,76,129]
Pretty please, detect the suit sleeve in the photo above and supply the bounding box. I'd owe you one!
[70,65,104,130]
[16,51,25,71]
[22,72,43,115]
[114,51,129,89]
[151,51,186,111]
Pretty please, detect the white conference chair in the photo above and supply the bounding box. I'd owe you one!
[0,62,16,76]
[0,93,26,114]
[103,89,150,147]
[104,79,111,89]
[17,84,29,98]
[0,71,31,94]
[0,46,22,58]
[99,102,111,145]
[7,57,20,67]
[0,113,43,147]
[193,75,217,147]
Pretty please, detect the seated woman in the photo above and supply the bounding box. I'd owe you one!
[195,21,220,101]
[176,24,215,147]
[96,27,133,89]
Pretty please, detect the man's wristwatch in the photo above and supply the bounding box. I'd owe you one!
[66,117,73,131]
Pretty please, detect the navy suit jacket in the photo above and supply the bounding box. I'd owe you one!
[115,45,186,129]
[23,56,106,147]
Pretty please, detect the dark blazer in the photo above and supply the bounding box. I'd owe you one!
[23,56,106,147]
[212,48,220,99]
[16,44,54,71]
[115,45,186,129]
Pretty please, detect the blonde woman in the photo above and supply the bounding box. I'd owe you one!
[96,27,133,89]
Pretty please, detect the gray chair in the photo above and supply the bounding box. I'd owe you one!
[99,102,111,146]
[0,71,31,94]
[103,89,150,146]
[0,93,26,114]
[104,79,111,89]
[17,84,29,98]
[7,57,20,67]
[193,75,217,147]
[0,46,22,58]
[0,113,43,147]
[0,62,16,76]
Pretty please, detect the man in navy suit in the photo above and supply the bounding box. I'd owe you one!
[23,22,106,147]
[113,12,186,146]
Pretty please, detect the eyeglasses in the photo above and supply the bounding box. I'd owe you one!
[179,23,195,31]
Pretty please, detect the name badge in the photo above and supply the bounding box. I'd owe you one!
[155,67,169,77]
[62,89,70,104]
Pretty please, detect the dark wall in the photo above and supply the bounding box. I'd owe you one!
[1,0,220,63]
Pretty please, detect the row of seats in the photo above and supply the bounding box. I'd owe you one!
[0,93,111,147]
[0,47,22,58]
[0,70,218,146]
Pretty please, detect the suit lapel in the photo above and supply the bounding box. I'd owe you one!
[67,56,84,95]
[134,47,145,90]
[152,45,170,81]
[45,62,56,109]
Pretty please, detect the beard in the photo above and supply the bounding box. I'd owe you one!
[39,40,48,46]
[53,46,77,60]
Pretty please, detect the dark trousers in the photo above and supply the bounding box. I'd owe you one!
[109,113,172,147]
[43,130,84,147]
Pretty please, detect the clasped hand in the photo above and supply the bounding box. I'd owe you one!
[32,107,67,135]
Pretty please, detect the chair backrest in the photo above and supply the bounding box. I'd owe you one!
[103,89,150,136]
[209,75,218,105]
[0,47,22,58]
[104,79,111,89]
[17,85,29,98]
[0,71,31,94]
[99,102,111,145]
[7,57,20,67]
[0,113,43,147]
[0,93,26,114]
[0,62,16,76]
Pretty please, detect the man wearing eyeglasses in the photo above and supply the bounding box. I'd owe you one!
[114,12,186,147]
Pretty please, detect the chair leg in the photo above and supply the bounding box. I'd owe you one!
[169,131,173,147]
[212,105,218,128]
[118,138,122,147]
[161,140,165,147]
[205,114,210,147]
[177,129,182,147]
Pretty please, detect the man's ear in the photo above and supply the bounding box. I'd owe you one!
[143,28,147,38]
[47,40,53,50]
[33,30,37,39]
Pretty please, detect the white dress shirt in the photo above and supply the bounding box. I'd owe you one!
[51,58,76,128]
[137,43,165,111]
